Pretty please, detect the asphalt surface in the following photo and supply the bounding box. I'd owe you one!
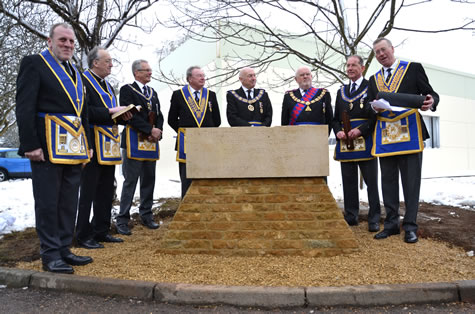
[1,287,475,313]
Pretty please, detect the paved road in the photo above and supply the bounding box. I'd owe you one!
[1,287,474,313]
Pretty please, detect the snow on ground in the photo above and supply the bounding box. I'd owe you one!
[1,161,474,236]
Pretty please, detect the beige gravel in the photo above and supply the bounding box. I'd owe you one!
[17,220,475,287]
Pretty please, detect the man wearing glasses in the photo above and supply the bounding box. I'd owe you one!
[116,60,164,236]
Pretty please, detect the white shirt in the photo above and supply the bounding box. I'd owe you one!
[350,76,364,92]
[242,86,254,99]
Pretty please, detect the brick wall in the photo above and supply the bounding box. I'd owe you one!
[156,178,358,257]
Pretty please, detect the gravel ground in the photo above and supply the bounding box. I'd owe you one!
[16,219,475,287]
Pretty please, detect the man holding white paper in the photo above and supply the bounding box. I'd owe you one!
[367,37,439,244]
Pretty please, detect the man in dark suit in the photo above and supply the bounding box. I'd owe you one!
[168,66,221,198]
[226,67,272,126]
[116,59,164,236]
[367,37,439,243]
[281,66,333,133]
[16,23,93,273]
[332,55,381,232]
[76,47,132,249]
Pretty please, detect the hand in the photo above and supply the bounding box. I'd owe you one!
[109,107,133,121]
[371,103,384,113]
[336,131,346,140]
[121,111,133,121]
[25,148,45,162]
[88,149,93,159]
[149,128,162,142]
[421,94,434,111]
[348,128,362,140]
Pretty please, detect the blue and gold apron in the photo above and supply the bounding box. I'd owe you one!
[39,49,89,164]
[83,70,122,165]
[334,119,375,162]
[176,85,210,163]
[371,61,424,157]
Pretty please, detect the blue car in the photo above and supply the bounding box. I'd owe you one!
[0,148,32,182]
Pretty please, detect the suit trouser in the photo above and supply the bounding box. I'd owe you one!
[341,158,381,224]
[76,157,115,241]
[117,150,156,225]
[179,162,192,199]
[379,152,422,232]
[31,160,81,263]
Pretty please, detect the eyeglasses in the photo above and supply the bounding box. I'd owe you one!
[137,69,152,72]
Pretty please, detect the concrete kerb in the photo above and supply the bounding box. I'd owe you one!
[0,267,474,307]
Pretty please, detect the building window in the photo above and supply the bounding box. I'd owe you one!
[422,115,440,148]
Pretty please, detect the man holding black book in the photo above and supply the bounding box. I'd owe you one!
[76,47,133,249]
[116,60,164,236]
[367,37,439,243]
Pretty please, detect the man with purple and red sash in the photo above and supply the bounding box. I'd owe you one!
[281,66,333,133]
[168,66,221,198]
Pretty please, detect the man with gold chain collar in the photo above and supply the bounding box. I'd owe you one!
[367,37,439,244]
[168,66,221,198]
[117,59,164,236]
[226,67,272,127]
[76,47,133,249]
[331,55,381,233]
[281,66,333,134]
[16,23,93,274]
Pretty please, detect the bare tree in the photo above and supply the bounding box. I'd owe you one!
[0,0,161,68]
[157,0,474,88]
[0,0,161,138]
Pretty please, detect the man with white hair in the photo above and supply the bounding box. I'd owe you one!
[226,67,272,127]
[281,66,332,133]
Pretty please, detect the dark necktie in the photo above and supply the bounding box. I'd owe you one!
[247,89,252,100]
[143,86,149,97]
[62,61,72,76]
[194,91,199,104]
[385,68,392,83]
[350,82,357,94]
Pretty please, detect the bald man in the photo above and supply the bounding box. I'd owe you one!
[226,67,272,127]
[281,66,332,133]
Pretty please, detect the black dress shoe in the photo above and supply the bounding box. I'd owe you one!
[95,234,124,243]
[62,253,93,266]
[404,231,418,243]
[77,238,104,249]
[344,218,359,226]
[116,224,132,236]
[368,223,380,232]
[42,259,74,274]
[374,228,400,239]
[141,218,159,229]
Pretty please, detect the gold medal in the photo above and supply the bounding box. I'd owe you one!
[305,105,312,111]
[349,102,353,110]
[259,102,263,114]
[248,104,254,111]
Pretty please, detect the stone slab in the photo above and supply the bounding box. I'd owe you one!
[306,282,459,307]
[30,272,155,300]
[186,126,329,178]
[155,283,305,308]
[0,267,36,288]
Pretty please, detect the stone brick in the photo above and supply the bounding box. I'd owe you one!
[156,177,358,256]
[183,240,211,249]
[235,195,264,203]
[264,195,290,203]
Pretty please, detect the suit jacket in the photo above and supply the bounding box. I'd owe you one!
[367,62,440,140]
[168,88,221,133]
[281,88,333,134]
[226,87,272,126]
[331,79,376,139]
[119,82,164,149]
[83,73,119,153]
[16,54,89,157]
